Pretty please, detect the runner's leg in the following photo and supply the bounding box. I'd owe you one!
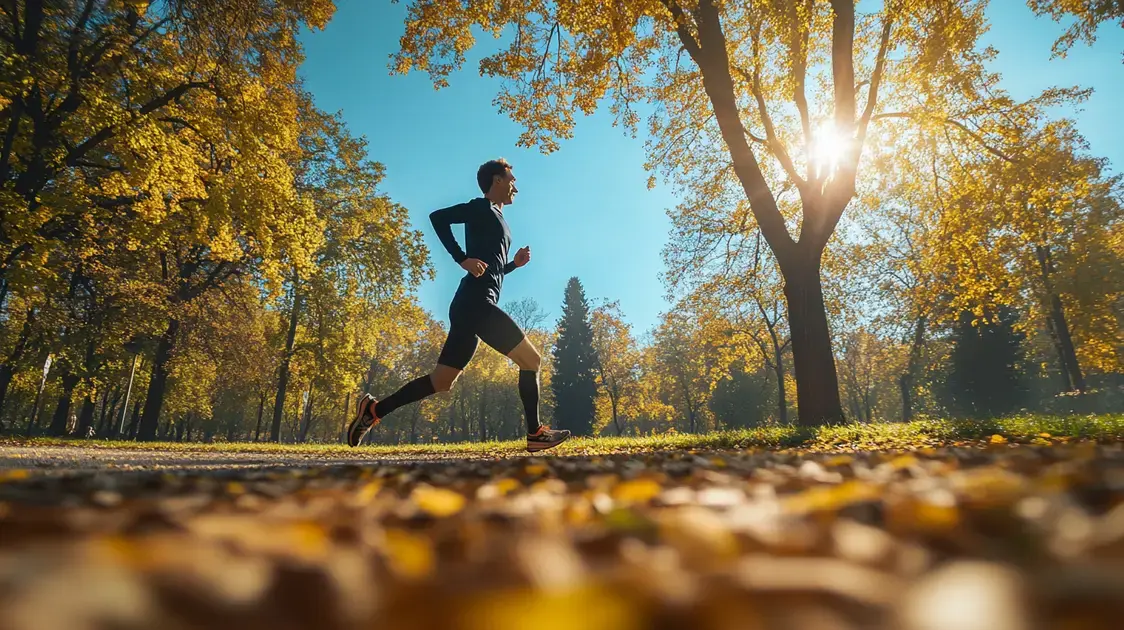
[374,318,478,418]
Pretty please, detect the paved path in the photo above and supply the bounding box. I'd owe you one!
[0,444,466,476]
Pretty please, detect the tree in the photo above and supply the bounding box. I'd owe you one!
[590,300,642,435]
[551,277,599,436]
[268,97,429,442]
[391,0,1042,426]
[1027,0,1124,60]
[710,359,773,429]
[939,307,1030,419]
[0,0,335,308]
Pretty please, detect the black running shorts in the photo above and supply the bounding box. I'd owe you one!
[437,294,526,370]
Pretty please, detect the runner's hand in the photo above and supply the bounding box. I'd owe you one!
[514,246,531,268]
[461,258,487,277]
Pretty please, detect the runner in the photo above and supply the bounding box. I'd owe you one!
[347,158,571,453]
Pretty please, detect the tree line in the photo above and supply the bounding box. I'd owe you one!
[1,1,1121,443]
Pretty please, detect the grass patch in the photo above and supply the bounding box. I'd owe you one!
[2,414,1120,458]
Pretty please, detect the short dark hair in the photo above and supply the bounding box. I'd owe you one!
[477,158,512,194]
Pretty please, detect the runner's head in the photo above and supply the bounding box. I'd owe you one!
[479,158,517,206]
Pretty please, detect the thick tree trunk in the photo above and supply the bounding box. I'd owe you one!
[137,319,180,441]
[900,315,926,422]
[781,257,846,426]
[271,288,302,443]
[48,372,81,436]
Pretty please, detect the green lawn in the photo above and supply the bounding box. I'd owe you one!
[3,414,1120,458]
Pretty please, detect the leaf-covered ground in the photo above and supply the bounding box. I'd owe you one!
[1,429,1123,629]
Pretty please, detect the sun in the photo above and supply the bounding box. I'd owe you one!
[809,123,849,179]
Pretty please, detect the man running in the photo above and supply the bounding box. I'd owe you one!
[347,158,572,453]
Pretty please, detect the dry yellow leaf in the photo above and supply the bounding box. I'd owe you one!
[889,454,919,469]
[0,469,29,483]
[354,480,383,505]
[411,485,466,517]
[611,478,663,505]
[989,434,1008,444]
[382,529,435,580]
[455,584,642,630]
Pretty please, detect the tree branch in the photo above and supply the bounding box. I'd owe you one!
[829,0,856,134]
[658,0,701,59]
[790,0,813,174]
[856,11,894,154]
[65,80,213,166]
[736,62,807,191]
[871,112,1016,163]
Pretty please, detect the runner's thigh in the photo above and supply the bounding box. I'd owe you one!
[476,302,527,356]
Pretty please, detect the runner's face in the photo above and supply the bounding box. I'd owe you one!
[494,169,517,205]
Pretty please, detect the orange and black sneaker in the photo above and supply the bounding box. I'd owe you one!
[526,426,571,453]
[347,393,381,447]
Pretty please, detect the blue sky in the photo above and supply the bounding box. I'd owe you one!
[296,1,1124,336]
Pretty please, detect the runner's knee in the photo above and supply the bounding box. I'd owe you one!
[430,371,459,392]
[516,346,540,372]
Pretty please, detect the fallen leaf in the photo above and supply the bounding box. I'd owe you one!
[411,484,466,517]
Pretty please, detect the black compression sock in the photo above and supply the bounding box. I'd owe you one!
[374,375,437,418]
[519,370,541,434]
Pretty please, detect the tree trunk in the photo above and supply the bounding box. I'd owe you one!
[76,392,96,437]
[766,323,789,425]
[126,399,142,439]
[0,309,36,415]
[1048,293,1085,392]
[271,287,302,443]
[137,319,180,441]
[96,387,118,436]
[299,382,314,443]
[478,384,487,442]
[459,393,468,441]
[0,364,13,420]
[781,257,846,426]
[409,405,420,444]
[254,392,265,441]
[900,315,926,422]
[48,372,81,436]
[610,393,622,436]
[1036,245,1085,392]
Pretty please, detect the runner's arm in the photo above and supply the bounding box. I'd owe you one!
[429,202,474,263]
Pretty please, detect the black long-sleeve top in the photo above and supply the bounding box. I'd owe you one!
[429,197,518,304]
